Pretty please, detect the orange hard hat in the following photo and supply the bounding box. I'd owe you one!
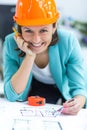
[13,0,60,26]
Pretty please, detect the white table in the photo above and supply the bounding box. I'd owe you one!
[0,98,87,130]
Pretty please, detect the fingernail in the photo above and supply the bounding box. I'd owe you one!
[63,103,67,108]
[62,108,67,113]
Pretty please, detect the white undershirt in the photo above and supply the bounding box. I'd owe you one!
[32,63,55,84]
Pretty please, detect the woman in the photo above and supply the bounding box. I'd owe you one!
[3,0,86,115]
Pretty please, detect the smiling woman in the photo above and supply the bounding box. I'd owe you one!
[3,0,87,115]
[15,24,57,57]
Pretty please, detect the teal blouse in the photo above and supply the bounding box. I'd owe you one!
[3,29,87,102]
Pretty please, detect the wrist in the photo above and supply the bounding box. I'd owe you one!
[26,51,36,59]
[27,49,35,56]
[74,95,86,107]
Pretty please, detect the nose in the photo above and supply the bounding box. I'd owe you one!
[32,33,41,43]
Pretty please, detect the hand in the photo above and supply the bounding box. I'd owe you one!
[62,95,86,115]
[14,35,35,56]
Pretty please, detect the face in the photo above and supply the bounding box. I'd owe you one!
[21,24,56,54]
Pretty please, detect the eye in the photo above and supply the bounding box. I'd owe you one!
[25,29,33,33]
[40,29,48,33]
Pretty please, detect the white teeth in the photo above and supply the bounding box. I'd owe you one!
[32,43,42,47]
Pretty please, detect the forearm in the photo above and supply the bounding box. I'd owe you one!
[11,54,36,94]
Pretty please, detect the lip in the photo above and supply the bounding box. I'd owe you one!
[32,42,44,47]
[28,42,45,50]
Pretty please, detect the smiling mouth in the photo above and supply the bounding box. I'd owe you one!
[28,42,44,48]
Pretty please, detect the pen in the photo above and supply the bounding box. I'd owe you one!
[67,98,75,103]
[52,98,75,116]
[52,106,64,116]
[58,121,63,130]
[12,27,19,36]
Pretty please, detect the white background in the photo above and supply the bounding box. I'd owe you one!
[0,0,87,22]
[55,0,87,22]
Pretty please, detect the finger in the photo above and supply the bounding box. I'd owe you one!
[66,98,75,103]
[18,37,24,45]
[21,40,25,47]
[14,35,21,42]
[23,42,34,55]
[27,49,34,55]
[14,36,35,56]
[14,36,24,50]
[22,41,28,49]
[62,103,81,115]
[62,108,78,115]
[63,98,76,107]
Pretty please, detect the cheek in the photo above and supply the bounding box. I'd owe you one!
[46,34,52,43]
[22,33,30,42]
[43,32,52,40]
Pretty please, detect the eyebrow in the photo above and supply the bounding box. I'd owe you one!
[22,26,49,30]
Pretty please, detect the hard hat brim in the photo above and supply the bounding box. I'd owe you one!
[13,14,60,26]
